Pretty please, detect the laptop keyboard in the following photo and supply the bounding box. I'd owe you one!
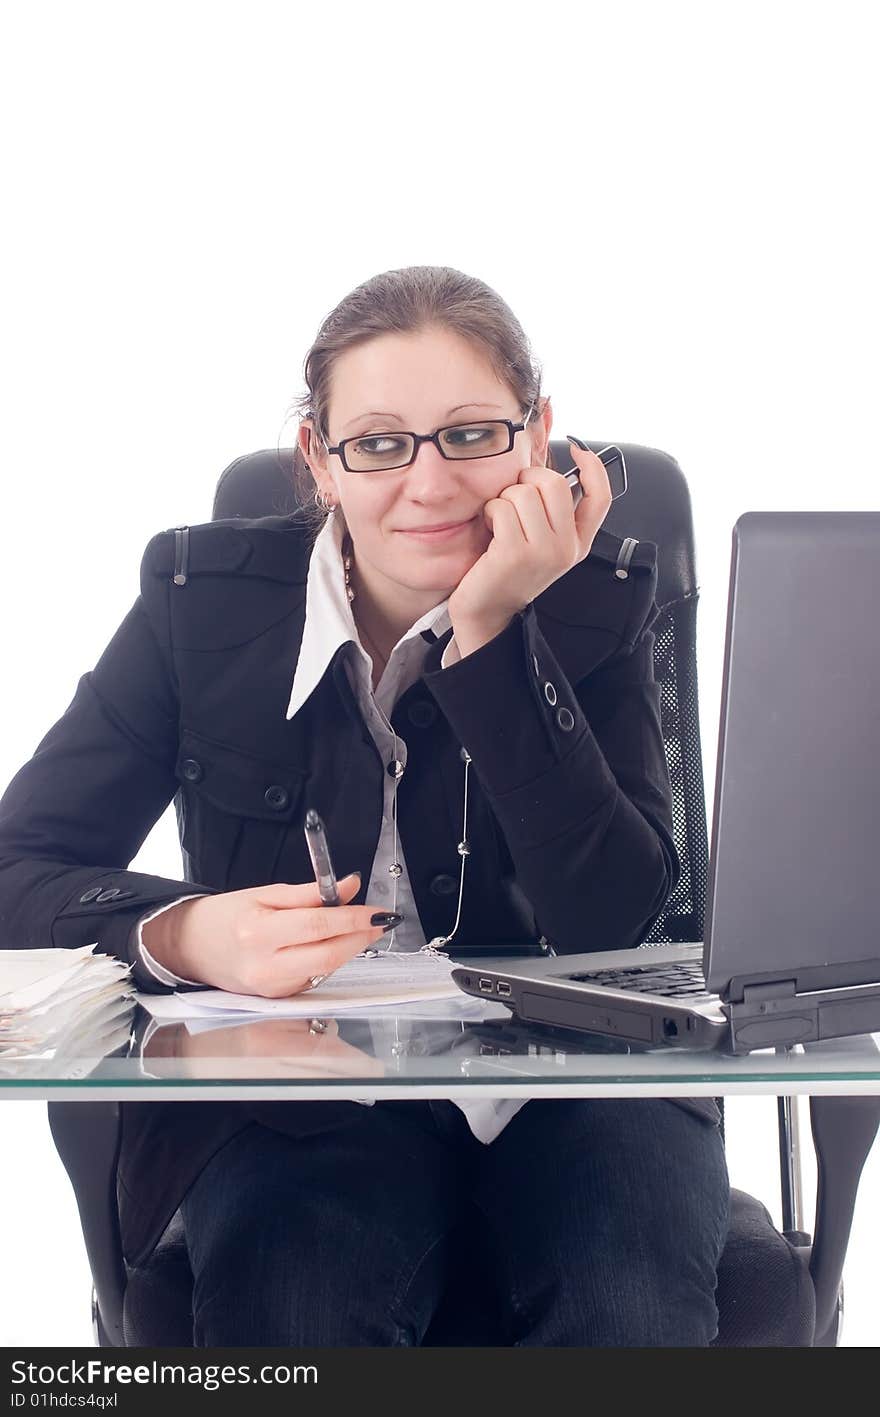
[564,960,716,999]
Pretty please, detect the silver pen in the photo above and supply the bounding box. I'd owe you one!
[304,809,341,907]
[303,809,379,957]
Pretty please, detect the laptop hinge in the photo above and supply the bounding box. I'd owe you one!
[727,979,805,1052]
[740,979,797,1005]
[726,976,880,1054]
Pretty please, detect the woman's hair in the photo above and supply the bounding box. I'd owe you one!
[283,265,555,541]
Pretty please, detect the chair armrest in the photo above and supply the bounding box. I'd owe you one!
[47,1101,126,1347]
[809,1089,880,1342]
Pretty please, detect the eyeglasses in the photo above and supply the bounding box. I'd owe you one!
[323,405,535,474]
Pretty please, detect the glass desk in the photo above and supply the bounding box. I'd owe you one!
[4,994,876,1350]
[2,996,879,1100]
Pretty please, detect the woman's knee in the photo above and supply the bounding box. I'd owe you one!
[517,1259,722,1346]
[186,1206,457,1347]
[474,1098,731,1347]
[180,1120,465,1346]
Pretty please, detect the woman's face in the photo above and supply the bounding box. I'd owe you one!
[302,326,552,600]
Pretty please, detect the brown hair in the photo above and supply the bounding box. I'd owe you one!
[282,265,555,542]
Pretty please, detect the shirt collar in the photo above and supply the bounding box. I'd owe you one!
[285,508,453,721]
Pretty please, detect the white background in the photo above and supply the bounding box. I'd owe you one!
[1,0,877,1347]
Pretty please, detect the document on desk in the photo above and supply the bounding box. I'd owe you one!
[0,943,126,1010]
[0,944,135,1060]
[144,994,510,1028]
[137,950,475,1021]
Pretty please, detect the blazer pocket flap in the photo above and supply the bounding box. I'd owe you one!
[175,730,308,823]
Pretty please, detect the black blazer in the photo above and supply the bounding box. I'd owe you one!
[0,512,680,1267]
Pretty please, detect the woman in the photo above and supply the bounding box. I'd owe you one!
[0,265,730,1346]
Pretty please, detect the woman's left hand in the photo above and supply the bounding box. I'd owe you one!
[447,441,613,633]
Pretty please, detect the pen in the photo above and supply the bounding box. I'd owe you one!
[304,809,340,907]
[304,808,380,958]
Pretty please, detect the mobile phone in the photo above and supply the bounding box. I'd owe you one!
[562,439,628,506]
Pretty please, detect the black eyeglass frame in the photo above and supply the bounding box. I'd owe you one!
[322,404,536,474]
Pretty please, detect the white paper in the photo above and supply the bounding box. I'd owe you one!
[0,944,134,1058]
[175,952,467,1017]
[131,951,491,1021]
[0,944,109,1009]
[173,996,510,1031]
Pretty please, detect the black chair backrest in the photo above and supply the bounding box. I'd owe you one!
[211,440,709,948]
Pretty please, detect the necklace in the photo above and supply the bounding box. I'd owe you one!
[357,616,388,687]
[343,530,470,956]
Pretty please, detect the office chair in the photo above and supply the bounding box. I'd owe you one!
[47,439,880,1347]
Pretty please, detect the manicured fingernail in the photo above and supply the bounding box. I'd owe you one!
[370,912,404,930]
[566,434,590,451]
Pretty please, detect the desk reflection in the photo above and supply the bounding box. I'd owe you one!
[140,1015,387,1080]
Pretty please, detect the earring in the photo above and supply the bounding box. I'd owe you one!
[314,488,337,512]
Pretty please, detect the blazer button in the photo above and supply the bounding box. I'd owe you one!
[79,887,104,903]
[543,681,558,706]
[407,700,437,728]
[181,759,203,783]
[264,785,290,810]
[429,873,458,896]
[556,707,575,732]
[95,888,123,903]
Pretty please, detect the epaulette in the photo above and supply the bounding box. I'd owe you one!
[144,515,309,586]
[587,526,657,580]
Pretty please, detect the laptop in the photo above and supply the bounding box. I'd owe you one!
[452,512,880,1054]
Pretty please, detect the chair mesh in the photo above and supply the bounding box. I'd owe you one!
[643,597,710,947]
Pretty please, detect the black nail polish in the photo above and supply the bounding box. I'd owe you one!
[371,911,404,929]
[566,434,590,451]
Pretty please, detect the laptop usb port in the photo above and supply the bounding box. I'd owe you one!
[497,981,512,997]
[479,978,494,993]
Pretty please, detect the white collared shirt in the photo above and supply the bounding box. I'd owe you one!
[136,508,528,1144]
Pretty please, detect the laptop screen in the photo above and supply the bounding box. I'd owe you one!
[703,511,880,1001]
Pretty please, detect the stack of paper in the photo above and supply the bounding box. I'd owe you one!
[0,943,136,1067]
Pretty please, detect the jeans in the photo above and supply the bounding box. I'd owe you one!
[179,1097,730,1347]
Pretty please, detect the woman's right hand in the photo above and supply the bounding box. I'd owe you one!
[140,872,398,997]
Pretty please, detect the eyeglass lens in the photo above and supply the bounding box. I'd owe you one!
[343,421,512,472]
